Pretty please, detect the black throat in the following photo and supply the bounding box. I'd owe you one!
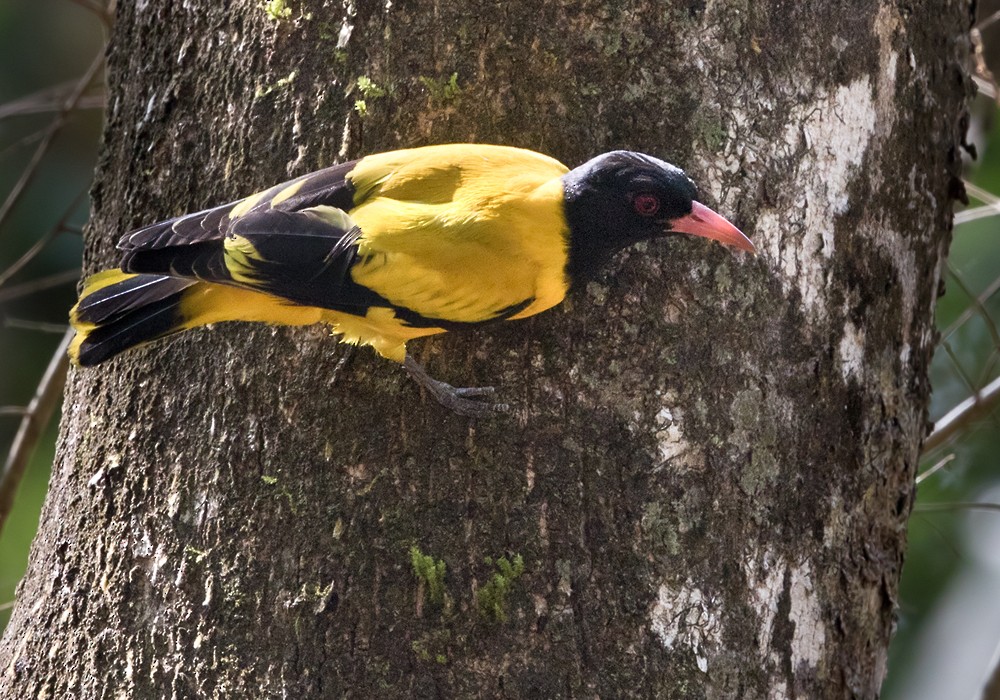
[563,191,621,287]
[562,166,642,288]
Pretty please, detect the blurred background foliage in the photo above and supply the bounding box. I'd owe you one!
[0,2,997,696]
[0,0,104,628]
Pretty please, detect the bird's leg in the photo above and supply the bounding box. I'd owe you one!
[403,354,508,417]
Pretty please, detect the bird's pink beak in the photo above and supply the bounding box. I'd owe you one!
[670,201,756,253]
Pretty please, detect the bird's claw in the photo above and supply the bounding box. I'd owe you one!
[403,354,508,417]
[426,381,508,417]
[451,385,497,399]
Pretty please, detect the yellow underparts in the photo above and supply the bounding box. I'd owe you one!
[177,284,441,363]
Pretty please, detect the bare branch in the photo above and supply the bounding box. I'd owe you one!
[0,50,103,242]
[0,270,79,303]
[916,453,956,485]
[0,407,29,418]
[0,82,105,121]
[0,330,71,535]
[3,317,70,334]
[914,501,1000,514]
[0,187,88,288]
[924,375,1000,452]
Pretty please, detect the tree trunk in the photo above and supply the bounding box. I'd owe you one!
[0,1,971,698]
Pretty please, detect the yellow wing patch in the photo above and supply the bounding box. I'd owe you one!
[228,189,270,219]
[269,179,307,206]
[224,235,264,284]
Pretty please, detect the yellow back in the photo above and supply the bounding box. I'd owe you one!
[348,144,573,323]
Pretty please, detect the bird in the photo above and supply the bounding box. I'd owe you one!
[69,143,755,415]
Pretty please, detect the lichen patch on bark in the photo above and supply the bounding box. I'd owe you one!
[788,563,826,671]
[744,547,786,660]
[649,580,723,674]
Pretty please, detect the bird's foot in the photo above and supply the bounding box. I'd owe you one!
[403,355,508,417]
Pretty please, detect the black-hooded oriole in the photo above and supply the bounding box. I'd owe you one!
[70,143,754,414]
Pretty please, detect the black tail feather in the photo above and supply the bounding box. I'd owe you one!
[71,272,194,366]
[75,295,188,366]
[74,274,195,325]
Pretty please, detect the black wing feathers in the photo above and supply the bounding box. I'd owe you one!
[122,242,230,280]
[225,209,382,310]
[116,160,364,302]
[229,208,358,270]
[274,160,357,212]
[104,157,431,321]
[118,159,359,253]
[120,204,232,252]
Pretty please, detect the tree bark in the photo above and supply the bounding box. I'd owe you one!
[0,1,971,698]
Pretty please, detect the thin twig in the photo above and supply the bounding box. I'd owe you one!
[941,274,1000,342]
[0,50,103,243]
[937,268,1000,440]
[914,501,1000,514]
[971,30,999,103]
[955,181,1000,223]
[65,0,114,27]
[3,317,70,334]
[974,75,997,100]
[911,514,964,562]
[977,9,1000,32]
[0,330,71,535]
[0,600,14,613]
[954,203,1000,224]
[0,187,88,288]
[942,339,980,396]
[978,350,1000,389]
[0,270,79,303]
[916,453,956,485]
[964,181,1000,205]
[924,375,1000,452]
[0,126,48,162]
[981,636,1000,700]
[0,407,28,418]
[0,83,104,121]
[947,263,1000,350]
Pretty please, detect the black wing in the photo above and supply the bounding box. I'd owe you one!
[115,160,389,311]
[118,159,359,263]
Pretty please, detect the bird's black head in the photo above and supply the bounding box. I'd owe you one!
[561,151,754,282]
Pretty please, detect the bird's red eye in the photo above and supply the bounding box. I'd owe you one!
[633,194,660,216]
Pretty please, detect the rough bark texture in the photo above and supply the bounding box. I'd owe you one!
[0,1,971,698]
